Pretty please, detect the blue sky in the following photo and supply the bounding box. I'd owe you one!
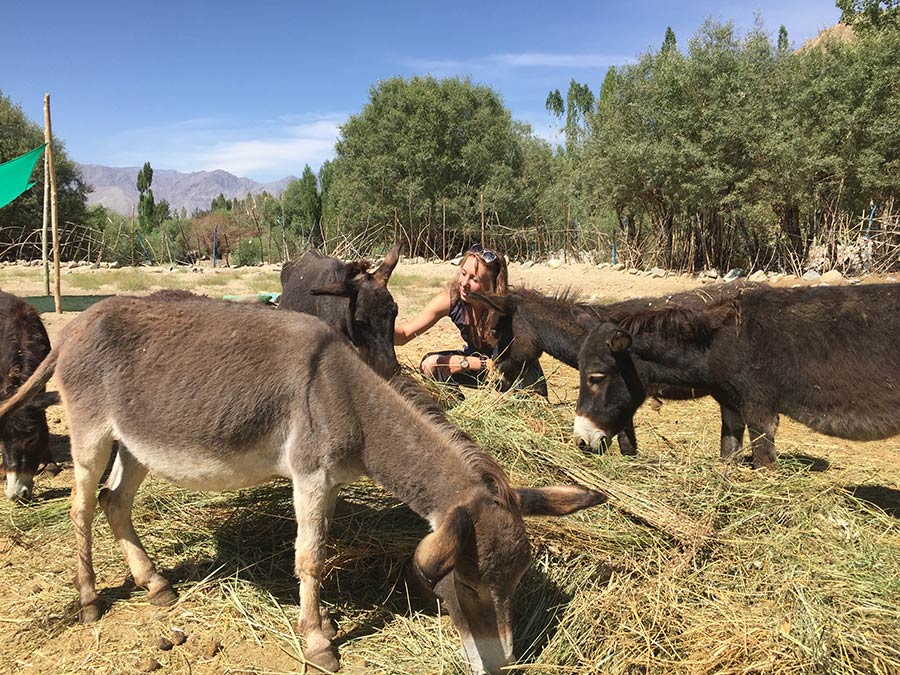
[2,1,842,183]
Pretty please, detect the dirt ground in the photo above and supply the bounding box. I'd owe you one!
[0,258,898,674]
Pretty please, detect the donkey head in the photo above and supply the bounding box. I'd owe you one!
[414,485,606,674]
[467,290,543,392]
[311,243,402,378]
[574,318,647,452]
[2,390,59,501]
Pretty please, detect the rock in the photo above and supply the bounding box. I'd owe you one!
[748,270,768,283]
[627,268,639,275]
[596,262,611,270]
[821,270,845,285]
[701,268,719,279]
[450,256,463,266]
[521,261,534,269]
[108,261,122,269]
[546,258,562,269]
[140,658,162,672]
[649,267,667,278]
[158,637,174,651]
[171,628,188,646]
[188,638,222,659]
[802,270,821,281]
[723,268,745,282]
[613,263,626,271]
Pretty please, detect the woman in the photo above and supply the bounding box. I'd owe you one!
[395,244,544,391]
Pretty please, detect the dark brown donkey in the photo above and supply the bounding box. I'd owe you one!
[0,290,60,500]
[574,282,900,469]
[469,287,746,457]
[0,295,605,674]
[279,244,401,378]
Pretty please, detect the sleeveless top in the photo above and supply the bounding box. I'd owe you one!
[449,299,489,354]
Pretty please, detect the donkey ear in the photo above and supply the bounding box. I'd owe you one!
[373,243,402,286]
[413,506,473,588]
[515,485,607,517]
[310,281,355,298]
[573,306,600,330]
[607,329,632,353]
[467,290,510,314]
[33,391,60,409]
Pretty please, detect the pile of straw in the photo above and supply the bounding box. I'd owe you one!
[1,387,898,674]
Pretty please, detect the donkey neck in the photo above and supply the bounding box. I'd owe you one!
[353,383,497,523]
[632,332,713,389]
[521,303,585,367]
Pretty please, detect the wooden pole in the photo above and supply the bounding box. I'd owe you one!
[43,94,61,313]
[41,145,50,296]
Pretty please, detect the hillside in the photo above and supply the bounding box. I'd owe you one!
[77,164,295,215]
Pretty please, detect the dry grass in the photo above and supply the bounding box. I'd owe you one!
[1,386,898,675]
[0,262,898,674]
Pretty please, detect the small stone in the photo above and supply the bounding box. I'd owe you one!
[141,657,163,672]
[170,628,187,646]
[188,638,222,659]
[158,637,174,651]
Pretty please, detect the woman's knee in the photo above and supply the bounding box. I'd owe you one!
[420,354,441,379]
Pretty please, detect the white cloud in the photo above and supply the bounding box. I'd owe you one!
[490,52,631,69]
[99,115,345,182]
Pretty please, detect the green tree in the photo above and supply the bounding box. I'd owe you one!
[327,76,534,255]
[0,91,89,259]
[777,25,789,52]
[836,0,899,29]
[662,26,678,52]
[283,165,322,246]
[136,161,155,230]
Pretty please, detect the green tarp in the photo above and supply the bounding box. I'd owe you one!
[0,145,46,209]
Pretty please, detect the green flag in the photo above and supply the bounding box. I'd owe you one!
[0,145,47,209]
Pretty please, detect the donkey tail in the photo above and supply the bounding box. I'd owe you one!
[0,349,59,420]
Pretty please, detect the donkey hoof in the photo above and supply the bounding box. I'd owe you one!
[78,602,102,623]
[148,587,178,607]
[304,645,339,673]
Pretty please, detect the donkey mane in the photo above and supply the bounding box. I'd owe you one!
[387,372,518,511]
[587,285,763,342]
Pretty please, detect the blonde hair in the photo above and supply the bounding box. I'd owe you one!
[448,248,508,348]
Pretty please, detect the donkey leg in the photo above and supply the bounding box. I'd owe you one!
[293,479,341,672]
[617,422,638,456]
[719,405,746,462]
[98,446,176,606]
[747,414,779,469]
[69,429,116,623]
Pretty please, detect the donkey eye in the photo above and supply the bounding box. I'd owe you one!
[587,373,607,386]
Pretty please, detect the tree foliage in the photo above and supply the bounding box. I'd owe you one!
[323,76,560,256]
[581,17,900,271]
[0,91,89,259]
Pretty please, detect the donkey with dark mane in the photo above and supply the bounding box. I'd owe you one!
[574,282,900,468]
[0,295,604,674]
[469,287,747,457]
[280,244,401,378]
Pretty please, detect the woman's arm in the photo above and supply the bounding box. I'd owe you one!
[394,290,452,345]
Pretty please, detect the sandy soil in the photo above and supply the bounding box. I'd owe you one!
[0,258,897,675]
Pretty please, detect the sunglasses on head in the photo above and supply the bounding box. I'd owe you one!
[469,243,499,265]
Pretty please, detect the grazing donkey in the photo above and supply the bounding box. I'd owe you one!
[469,287,747,457]
[280,244,401,378]
[574,282,900,468]
[0,290,60,500]
[0,295,605,674]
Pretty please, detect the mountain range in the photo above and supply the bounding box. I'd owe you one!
[77,164,296,216]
